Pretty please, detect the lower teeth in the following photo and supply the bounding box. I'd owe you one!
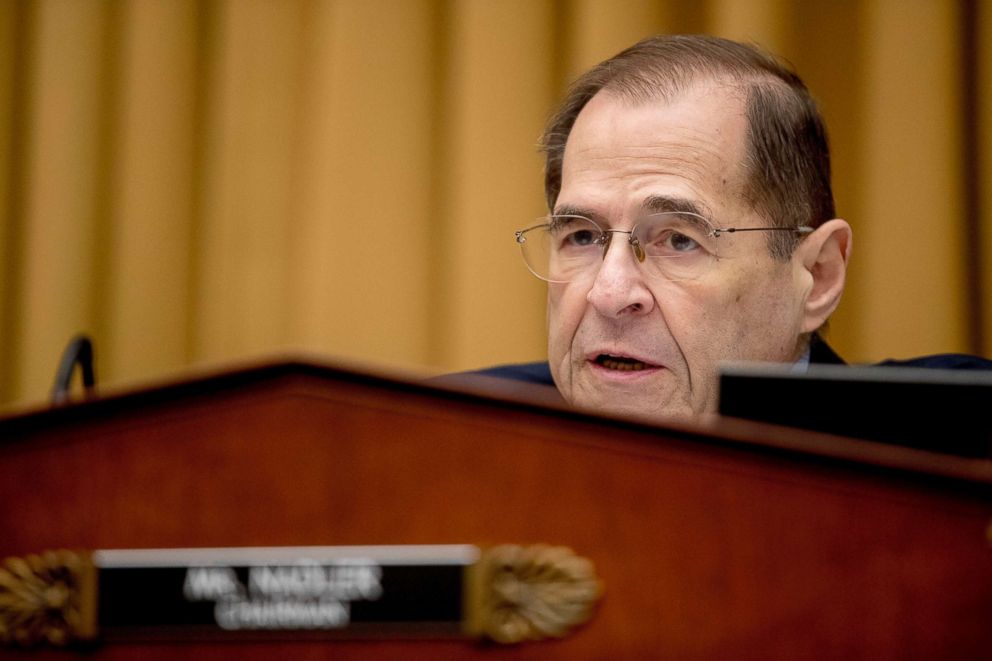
[601,359,645,371]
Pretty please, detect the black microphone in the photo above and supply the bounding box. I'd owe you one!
[51,334,97,405]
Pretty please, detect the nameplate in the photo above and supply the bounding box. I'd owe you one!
[94,545,472,639]
[0,544,602,647]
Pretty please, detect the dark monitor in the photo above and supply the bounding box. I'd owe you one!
[718,364,992,458]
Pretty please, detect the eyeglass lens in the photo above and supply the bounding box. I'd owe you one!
[519,213,717,283]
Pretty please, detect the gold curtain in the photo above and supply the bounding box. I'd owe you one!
[1,0,990,405]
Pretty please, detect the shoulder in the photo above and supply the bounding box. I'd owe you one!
[455,361,556,386]
[875,354,992,370]
[811,337,992,371]
[428,362,557,389]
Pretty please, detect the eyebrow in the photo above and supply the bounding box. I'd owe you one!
[552,203,600,220]
[641,194,712,219]
[553,195,714,225]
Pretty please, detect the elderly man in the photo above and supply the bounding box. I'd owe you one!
[472,34,987,417]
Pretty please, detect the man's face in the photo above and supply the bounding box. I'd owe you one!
[548,83,813,418]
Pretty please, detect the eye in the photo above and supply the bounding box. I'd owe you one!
[637,212,714,257]
[641,228,705,256]
[666,231,699,252]
[548,217,602,252]
[565,228,598,247]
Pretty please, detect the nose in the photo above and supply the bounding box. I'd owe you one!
[586,232,655,318]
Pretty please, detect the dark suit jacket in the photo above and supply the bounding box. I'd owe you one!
[462,335,992,386]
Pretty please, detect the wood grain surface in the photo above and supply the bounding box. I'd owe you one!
[1,360,990,659]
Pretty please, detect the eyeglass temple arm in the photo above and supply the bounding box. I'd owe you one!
[713,226,813,237]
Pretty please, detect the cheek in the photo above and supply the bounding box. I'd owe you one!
[547,283,584,358]
[655,280,715,332]
[658,277,752,360]
[719,268,802,355]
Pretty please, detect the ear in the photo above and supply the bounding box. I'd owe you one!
[795,218,852,333]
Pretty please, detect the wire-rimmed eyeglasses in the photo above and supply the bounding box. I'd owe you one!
[514,212,812,283]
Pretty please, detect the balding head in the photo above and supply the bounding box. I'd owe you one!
[541,35,834,259]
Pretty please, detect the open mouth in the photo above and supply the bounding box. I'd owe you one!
[594,354,654,371]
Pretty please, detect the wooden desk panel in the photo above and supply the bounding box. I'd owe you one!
[1,363,990,659]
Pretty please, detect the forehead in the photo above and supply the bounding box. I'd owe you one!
[558,83,749,218]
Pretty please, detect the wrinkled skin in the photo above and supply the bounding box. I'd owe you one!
[547,83,825,419]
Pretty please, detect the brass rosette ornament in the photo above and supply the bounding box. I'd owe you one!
[0,543,601,647]
[467,544,603,644]
[0,550,97,646]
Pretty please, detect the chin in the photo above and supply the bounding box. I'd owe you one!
[566,388,698,421]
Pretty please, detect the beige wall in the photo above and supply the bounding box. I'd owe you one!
[0,0,989,404]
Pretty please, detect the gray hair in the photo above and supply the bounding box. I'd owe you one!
[540,35,835,258]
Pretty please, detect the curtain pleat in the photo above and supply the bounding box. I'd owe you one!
[107,0,199,381]
[0,0,987,404]
[979,0,992,355]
